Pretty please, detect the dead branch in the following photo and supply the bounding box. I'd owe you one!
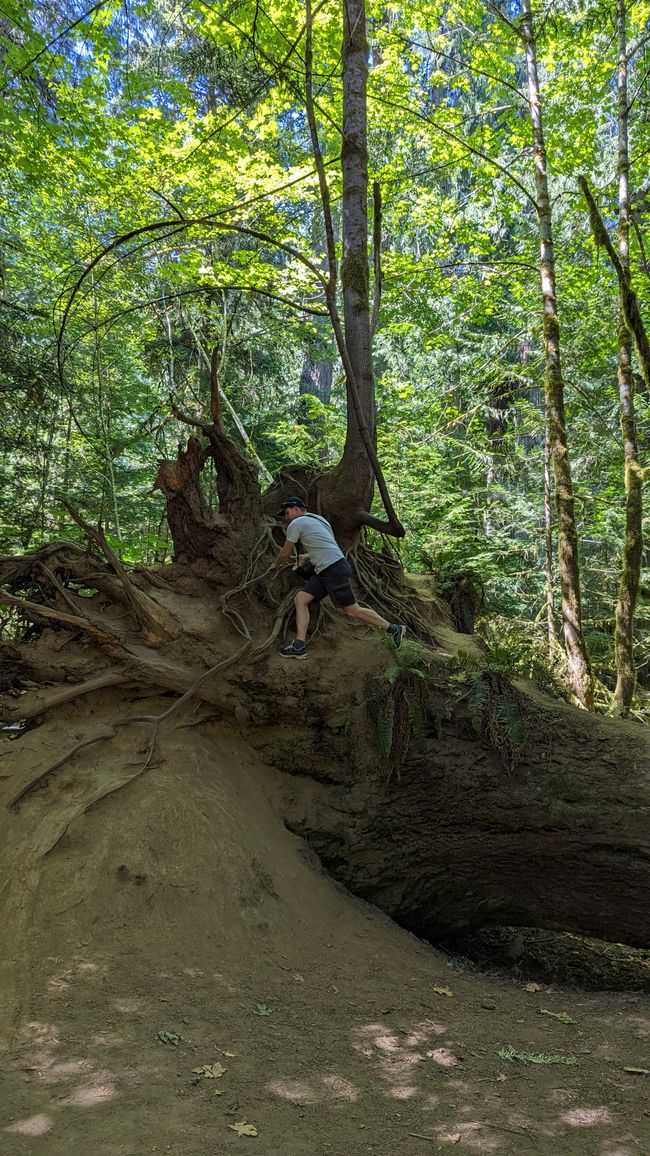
[0,588,124,648]
[579,175,650,387]
[3,671,129,723]
[63,503,178,643]
[38,563,83,617]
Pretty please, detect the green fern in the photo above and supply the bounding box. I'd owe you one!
[366,644,432,781]
[450,660,531,772]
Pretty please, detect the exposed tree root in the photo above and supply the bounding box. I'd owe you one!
[7,729,118,809]
[125,641,252,768]
[2,670,130,722]
[351,543,443,643]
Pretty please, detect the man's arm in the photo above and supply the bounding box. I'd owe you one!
[271,538,295,569]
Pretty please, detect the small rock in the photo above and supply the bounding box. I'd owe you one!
[481,999,496,1010]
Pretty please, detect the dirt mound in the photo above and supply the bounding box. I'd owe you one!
[1,674,649,1156]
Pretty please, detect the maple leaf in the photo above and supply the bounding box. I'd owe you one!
[432,985,453,997]
[228,1121,258,1137]
[191,1062,226,1078]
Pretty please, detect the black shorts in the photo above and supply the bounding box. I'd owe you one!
[302,558,356,608]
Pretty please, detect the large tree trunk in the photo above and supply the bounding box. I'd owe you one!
[304,0,403,546]
[311,0,375,545]
[2,556,649,951]
[521,0,593,711]
[613,0,644,717]
[274,675,650,948]
[299,343,333,461]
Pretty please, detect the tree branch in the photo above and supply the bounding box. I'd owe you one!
[578,175,650,387]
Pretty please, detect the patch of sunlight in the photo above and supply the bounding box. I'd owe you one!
[602,1147,635,1156]
[42,1058,93,1082]
[561,1107,614,1127]
[48,958,104,994]
[319,1075,358,1101]
[423,1018,447,1035]
[47,974,71,994]
[387,1086,417,1100]
[426,1047,459,1068]
[5,1114,52,1136]
[60,1074,116,1106]
[373,1032,401,1053]
[19,1022,59,1048]
[91,1031,126,1048]
[405,1030,429,1046]
[266,1079,318,1104]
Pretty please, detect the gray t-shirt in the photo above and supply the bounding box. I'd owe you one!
[285,514,344,574]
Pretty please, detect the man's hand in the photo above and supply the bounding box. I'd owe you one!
[291,553,309,572]
[273,540,296,570]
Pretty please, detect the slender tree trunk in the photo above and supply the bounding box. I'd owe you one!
[521,0,593,709]
[299,345,333,462]
[543,429,556,659]
[614,0,643,717]
[341,0,374,453]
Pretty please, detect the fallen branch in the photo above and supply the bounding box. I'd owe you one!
[0,588,124,648]
[63,502,178,643]
[3,670,129,722]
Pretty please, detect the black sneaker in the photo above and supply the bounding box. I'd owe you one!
[387,624,406,650]
[279,640,308,659]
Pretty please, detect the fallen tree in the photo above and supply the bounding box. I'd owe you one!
[1,537,648,953]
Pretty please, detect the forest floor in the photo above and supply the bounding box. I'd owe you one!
[0,592,649,1156]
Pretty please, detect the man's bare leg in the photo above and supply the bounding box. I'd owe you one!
[343,603,390,629]
[295,591,315,641]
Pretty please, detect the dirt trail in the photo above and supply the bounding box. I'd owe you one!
[1,697,649,1156]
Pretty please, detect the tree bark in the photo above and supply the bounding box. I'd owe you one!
[278,693,650,948]
[152,436,228,563]
[299,343,333,461]
[614,0,644,717]
[521,0,593,710]
[543,430,557,658]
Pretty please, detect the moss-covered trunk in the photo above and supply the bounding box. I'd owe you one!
[521,0,593,711]
[614,0,643,717]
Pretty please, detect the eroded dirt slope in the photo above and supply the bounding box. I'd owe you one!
[1,697,649,1156]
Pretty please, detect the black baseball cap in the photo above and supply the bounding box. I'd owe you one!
[274,495,306,516]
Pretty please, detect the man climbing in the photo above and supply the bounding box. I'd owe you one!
[271,496,406,660]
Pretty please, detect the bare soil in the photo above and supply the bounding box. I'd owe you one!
[1,676,649,1156]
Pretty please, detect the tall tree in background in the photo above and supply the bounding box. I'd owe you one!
[304,0,404,546]
[520,0,593,710]
[613,0,643,717]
